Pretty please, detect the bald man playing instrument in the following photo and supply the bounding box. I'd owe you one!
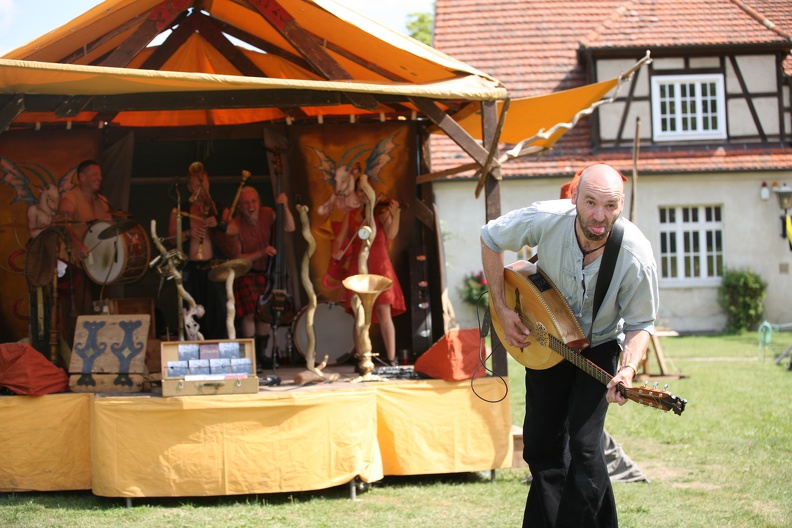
[481,163,659,527]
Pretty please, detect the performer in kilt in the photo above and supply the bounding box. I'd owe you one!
[224,186,294,368]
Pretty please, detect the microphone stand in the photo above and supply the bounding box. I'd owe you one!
[175,176,184,340]
[66,245,77,318]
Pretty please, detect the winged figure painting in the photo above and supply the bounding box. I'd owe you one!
[310,132,399,217]
[0,156,76,238]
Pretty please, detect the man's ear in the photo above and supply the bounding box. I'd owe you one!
[570,185,579,205]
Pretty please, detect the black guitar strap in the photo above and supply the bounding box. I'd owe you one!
[589,216,624,341]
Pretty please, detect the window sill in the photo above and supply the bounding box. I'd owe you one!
[660,278,722,288]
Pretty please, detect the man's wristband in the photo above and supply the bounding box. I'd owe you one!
[619,362,638,376]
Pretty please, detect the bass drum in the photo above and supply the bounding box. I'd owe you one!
[291,301,354,365]
[83,221,151,285]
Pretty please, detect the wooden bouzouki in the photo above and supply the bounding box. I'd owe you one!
[490,260,686,415]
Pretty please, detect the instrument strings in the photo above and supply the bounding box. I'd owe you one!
[513,311,616,386]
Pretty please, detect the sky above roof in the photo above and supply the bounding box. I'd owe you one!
[0,0,435,56]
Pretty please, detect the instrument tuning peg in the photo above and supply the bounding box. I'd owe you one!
[652,382,659,390]
[663,384,669,391]
[643,380,648,388]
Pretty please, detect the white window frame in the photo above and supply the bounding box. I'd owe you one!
[658,205,724,287]
[651,74,727,141]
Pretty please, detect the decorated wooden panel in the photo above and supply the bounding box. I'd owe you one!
[69,314,150,393]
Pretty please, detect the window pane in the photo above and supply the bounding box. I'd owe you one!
[653,75,725,140]
[660,205,723,281]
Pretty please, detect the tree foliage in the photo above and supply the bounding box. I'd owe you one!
[407,10,434,46]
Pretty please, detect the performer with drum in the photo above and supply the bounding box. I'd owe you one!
[169,161,228,339]
[223,186,295,369]
[57,159,114,344]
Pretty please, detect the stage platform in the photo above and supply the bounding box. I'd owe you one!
[0,366,512,498]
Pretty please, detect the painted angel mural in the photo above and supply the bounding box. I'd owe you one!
[0,156,79,358]
[305,131,403,294]
[0,156,75,238]
[311,132,399,218]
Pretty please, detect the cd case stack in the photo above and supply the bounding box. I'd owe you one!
[161,339,258,396]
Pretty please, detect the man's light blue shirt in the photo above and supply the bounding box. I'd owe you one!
[481,199,659,347]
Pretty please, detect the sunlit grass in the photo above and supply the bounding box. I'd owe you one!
[2,331,790,527]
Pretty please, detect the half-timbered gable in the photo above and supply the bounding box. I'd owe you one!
[432,0,792,332]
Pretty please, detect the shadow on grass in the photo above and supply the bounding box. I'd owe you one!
[0,472,499,510]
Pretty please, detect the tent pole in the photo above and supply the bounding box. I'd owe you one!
[481,100,507,378]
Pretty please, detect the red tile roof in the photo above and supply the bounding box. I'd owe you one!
[583,0,792,48]
[431,0,792,179]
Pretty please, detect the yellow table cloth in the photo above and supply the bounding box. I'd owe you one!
[1,377,513,496]
[375,378,513,475]
[0,393,92,491]
[91,386,382,497]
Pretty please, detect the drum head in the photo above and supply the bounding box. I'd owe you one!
[292,302,354,365]
[83,221,127,284]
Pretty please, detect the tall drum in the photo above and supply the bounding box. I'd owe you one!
[291,301,355,365]
[83,221,151,285]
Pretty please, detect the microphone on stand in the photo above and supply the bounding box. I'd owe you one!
[66,246,78,318]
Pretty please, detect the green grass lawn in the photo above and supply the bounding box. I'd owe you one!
[2,331,791,527]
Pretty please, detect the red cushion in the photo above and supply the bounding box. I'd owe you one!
[0,343,69,395]
[414,328,487,381]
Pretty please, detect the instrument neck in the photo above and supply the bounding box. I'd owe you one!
[227,171,251,220]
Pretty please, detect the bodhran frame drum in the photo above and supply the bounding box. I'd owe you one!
[291,301,355,365]
[83,221,151,285]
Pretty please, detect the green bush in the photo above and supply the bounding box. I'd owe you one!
[717,267,768,333]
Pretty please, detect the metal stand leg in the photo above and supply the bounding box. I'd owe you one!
[774,343,792,365]
[349,479,357,500]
